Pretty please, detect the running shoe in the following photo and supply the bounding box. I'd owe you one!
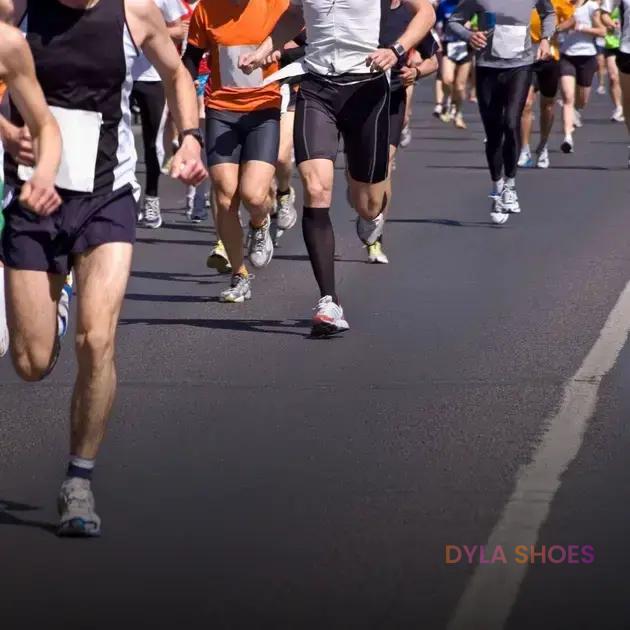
[596,84,606,96]
[356,213,385,246]
[400,124,412,148]
[536,147,550,169]
[611,106,625,123]
[206,240,232,274]
[275,187,297,231]
[561,135,574,154]
[139,196,162,229]
[0,317,8,358]
[433,103,443,118]
[220,273,252,303]
[367,240,389,264]
[517,149,534,168]
[489,195,509,225]
[57,477,102,537]
[57,273,73,338]
[185,186,195,218]
[190,209,208,224]
[573,109,583,129]
[501,185,521,214]
[247,217,274,268]
[311,296,349,337]
[440,108,453,124]
[453,113,467,130]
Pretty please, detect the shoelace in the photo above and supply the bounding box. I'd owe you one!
[251,225,267,253]
[144,200,159,221]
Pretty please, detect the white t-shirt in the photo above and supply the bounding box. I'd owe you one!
[290,0,387,75]
[561,0,600,56]
[602,0,630,53]
[132,0,187,82]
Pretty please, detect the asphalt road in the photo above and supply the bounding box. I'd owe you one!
[1,82,630,630]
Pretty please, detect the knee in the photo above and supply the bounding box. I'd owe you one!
[75,328,114,371]
[240,185,270,210]
[11,346,54,382]
[302,174,332,207]
[214,188,236,212]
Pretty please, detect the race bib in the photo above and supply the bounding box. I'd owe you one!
[491,24,528,59]
[447,41,469,62]
[218,45,264,89]
[18,106,102,193]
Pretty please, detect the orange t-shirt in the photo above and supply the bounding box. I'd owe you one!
[188,0,289,112]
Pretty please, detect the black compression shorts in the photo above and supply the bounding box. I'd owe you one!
[389,87,408,148]
[559,54,598,88]
[532,59,560,98]
[293,72,390,184]
[616,50,630,74]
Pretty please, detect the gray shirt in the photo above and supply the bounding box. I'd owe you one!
[447,0,556,68]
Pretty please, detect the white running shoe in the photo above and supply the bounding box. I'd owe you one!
[367,240,389,264]
[433,103,443,119]
[489,195,509,225]
[0,318,8,358]
[275,187,297,231]
[573,108,583,129]
[536,147,550,169]
[311,296,349,337]
[596,84,607,96]
[140,196,162,229]
[220,273,252,303]
[356,213,385,246]
[517,149,534,168]
[400,124,412,148]
[247,217,274,268]
[501,185,521,214]
[57,477,102,537]
[611,106,625,123]
[561,135,574,154]
[57,273,73,338]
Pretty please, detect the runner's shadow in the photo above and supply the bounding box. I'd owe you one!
[388,218,503,229]
[119,317,312,337]
[136,238,211,247]
[0,500,57,535]
[125,293,222,304]
[130,271,222,286]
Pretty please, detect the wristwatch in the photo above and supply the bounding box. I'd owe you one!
[179,128,204,149]
[390,41,406,61]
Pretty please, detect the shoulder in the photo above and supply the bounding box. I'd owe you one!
[125,0,163,22]
[0,23,30,79]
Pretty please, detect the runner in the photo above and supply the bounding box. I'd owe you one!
[558,0,606,154]
[183,0,287,304]
[371,1,440,265]
[240,0,436,336]
[0,0,62,359]
[0,0,206,537]
[519,0,575,169]
[599,1,625,122]
[436,0,473,128]
[448,1,556,225]
[133,0,188,229]
[602,0,630,165]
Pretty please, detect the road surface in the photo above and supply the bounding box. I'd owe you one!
[1,83,629,629]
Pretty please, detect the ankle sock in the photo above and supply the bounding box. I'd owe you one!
[67,455,95,481]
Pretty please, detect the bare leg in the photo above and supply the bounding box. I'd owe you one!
[211,163,243,272]
[521,86,536,149]
[276,110,295,192]
[561,75,576,137]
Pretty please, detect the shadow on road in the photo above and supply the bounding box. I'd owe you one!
[130,271,222,286]
[119,317,313,337]
[125,293,221,304]
[136,237,211,247]
[0,500,57,535]
[388,218,502,229]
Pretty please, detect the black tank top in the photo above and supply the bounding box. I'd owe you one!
[7,0,138,197]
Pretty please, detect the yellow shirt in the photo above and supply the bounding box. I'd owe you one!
[531,0,575,60]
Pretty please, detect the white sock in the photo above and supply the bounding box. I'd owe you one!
[492,179,505,195]
[505,177,516,189]
[521,144,530,155]
[564,133,573,143]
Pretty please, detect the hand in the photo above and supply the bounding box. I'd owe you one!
[3,124,36,167]
[19,170,62,216]
[366,48,399,73]
[239,51,265,75]
[469,31,488,51]
[537,38,552,61]
[170,20,188,41]
[399,65,418,87]
[169,136,207,186]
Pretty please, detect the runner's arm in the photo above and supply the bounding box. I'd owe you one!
[126,0,206,185]
[398,0,437,53]
[600,0,620,31]
[0,26,61,214]
[536,0,557,40]
[576,9,606,38]
[182,44,204,81]
[447,0,480,43]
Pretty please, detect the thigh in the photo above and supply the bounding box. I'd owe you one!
[504,66,534,120]
[576,55,598,88]
[560,73,576,101]
[239,161,276,204]
[341,75,390,184]
[454,61,472,89]
[278,110,295,161]
[6,269,63,364]
[209,163,240,209]
[294,77,339,165]
[476,67,505,132]
[205,109,242,167]
[73,242,132,342]
[441,56,456,84]
[241,110,281,166]
[559,55,577,82]
[606,53,620,80]
[537,60,561,99]
[297,159,335,208]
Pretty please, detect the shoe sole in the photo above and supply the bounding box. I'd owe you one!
[490,213,509,225]
[57,518,101,538]
[141,220,163,229]
[220,291,252,304]
[560,142,573,154]
[310,321,349,338]
[206,254,232,274]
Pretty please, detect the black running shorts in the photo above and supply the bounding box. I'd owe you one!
[389,87,408,148]
[532,59,560,98]
[0,185,137,276]
[616,50,630,75]
[559,54,598,88]
[294,72,390,184]
[205,108,280,167]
